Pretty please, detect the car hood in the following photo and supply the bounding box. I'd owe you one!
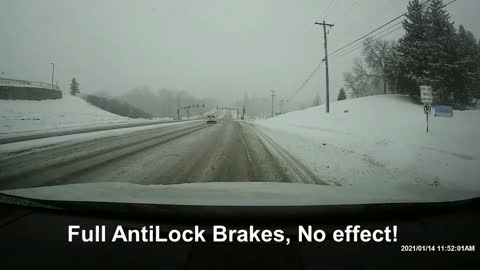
[1,182,479,206]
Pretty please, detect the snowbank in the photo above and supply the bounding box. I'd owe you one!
[0,95,155,134]
[254,95,480,197]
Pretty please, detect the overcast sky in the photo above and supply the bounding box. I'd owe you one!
[1,0,479,104]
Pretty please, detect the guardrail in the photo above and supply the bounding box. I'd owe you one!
[0,78,60,90]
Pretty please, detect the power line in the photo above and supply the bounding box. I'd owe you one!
[288,0,458,102]
[332,0,396,50]
[317,0,337,20]
[328,0,436,58]
[289,4,405,102]
[329,14,405,58]
[329,25,404,63]
[329,0,458,60]
[363,0,404,28]
[288,62,323,101]
[289,4,404,102]
[329,21,403,62]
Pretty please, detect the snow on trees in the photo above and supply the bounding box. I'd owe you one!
[344,0,480,108]
[337,88,347,101]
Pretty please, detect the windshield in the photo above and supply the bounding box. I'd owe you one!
[0,0,479,206]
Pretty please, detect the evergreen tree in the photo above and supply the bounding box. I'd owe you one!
[337,88,347,101]
[395,0,429,97]
[454,25,480,106]
[70,78,80,96]
[425,0,458,103]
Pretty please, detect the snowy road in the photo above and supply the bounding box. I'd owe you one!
[0,113,325,190]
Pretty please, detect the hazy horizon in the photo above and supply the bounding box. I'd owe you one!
[1,0,479,105]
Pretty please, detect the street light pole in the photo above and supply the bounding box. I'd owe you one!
[50,63,55,89]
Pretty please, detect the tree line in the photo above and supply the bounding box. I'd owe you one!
[120,87,215,118]
[85,95,153,119]
[343,0,480,108]
[69,77,152,119]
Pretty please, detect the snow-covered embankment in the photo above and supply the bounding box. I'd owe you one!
[254,95,480,200]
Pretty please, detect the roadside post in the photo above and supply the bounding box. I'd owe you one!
[185,106,190,120]
[420,85,433,133]
[424,104,432,132]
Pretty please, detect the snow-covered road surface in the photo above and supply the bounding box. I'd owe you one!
[0,95,213,144]
[1,94,478,203]
[0,113,323,190]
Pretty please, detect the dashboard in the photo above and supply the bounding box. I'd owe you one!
[0,194,479,269]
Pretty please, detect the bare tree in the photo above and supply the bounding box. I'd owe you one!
[344,59,368,97]
[343,73,363,98]
[361,38,395,94]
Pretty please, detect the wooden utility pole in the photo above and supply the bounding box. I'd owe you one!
[270,90,276,118]
[177,94,180,120]
[315,20,334,113]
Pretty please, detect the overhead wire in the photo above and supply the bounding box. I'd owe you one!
[288,62,323,101]
[330,0,457,61]
[289,0,458,101]
[329,21,403,62]
[317,0,337,21]
[362,0,404,29]
[328,0,435,58]
[329,25,404,63]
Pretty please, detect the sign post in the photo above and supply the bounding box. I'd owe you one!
[424,104,431,132]
[420,86,433,133]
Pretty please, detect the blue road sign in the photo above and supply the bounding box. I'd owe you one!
[435,105,453,118]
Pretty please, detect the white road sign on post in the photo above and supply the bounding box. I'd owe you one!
[420,85,433,104]
[420,85,433,133]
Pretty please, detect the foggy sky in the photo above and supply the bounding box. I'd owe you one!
[1,0,479,104]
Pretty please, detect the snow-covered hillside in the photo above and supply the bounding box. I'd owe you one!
[0,95,152,134]
[254,95,480,199]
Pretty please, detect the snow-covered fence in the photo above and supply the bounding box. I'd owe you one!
[0,78,60,90]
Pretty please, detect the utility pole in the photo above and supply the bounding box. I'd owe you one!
[236,101,239,120]
[262,101,265,119]
[270,90,276,118]
[315,20,334,113]
[50,63,55,89]
[177,94,180,120]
